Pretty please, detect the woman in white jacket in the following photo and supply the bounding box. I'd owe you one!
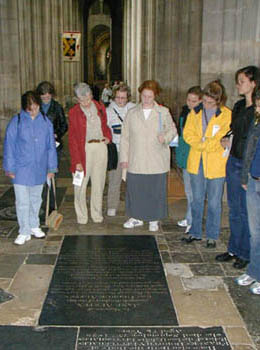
[120,80,177,232]
[106,84,135,216]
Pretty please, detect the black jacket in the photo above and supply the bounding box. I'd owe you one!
[230,99,254,159]
[40,99,68,147]
[241,120,260,185]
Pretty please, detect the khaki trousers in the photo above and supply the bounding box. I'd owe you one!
[74,142,107,224]
[107,156,122,210]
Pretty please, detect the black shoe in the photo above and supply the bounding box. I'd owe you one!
[181,235,202,244]
[215,252,235,262]
[233,258,249,269]
[206,239,216,248]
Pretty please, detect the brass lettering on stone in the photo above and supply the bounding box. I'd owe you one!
[77,327,232,350]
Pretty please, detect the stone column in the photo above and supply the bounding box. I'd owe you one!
[0,0,83,142]
[123,0,202,112]
[201,0,260,108]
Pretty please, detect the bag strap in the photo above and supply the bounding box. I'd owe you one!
[113,108,123,123]
[45,177,58,222]
[158,112,163,133]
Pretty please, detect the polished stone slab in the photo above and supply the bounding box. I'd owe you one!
[0,326,77,350]
[77,327,231,349]
[39,235,177,326]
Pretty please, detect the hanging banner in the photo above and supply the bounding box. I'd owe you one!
[62,31,81,61]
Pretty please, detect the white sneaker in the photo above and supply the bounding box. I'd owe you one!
[185,225,191,233]
[236,273,255,286]
[14,234,31,245]
[31,227,45,238]
[107,209,116,216]
[250,282,260,295]
[177,219,188,227]
[123,218,144,228]
[149,221,159,232]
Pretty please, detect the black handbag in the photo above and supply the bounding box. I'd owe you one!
[107,142,118,170]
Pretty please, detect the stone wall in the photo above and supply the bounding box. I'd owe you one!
[0,0,83,141]
[201,0,260,108]
[123,0,203,117]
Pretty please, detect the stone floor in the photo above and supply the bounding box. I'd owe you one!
[0,151,259,349]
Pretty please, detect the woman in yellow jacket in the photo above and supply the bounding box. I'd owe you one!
[182,80,231,248]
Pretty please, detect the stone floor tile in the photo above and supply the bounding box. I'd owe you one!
[168,240,200,252]
[158,243,168,250]
[171,252,203,263]
[8,264,53,308]
[189,263,225,276]
[222,264,245,277]
[182,276,224,290]
[0,298,39,326]
[165,263,193,278]
[225,327,253,346]
[0,279,12,290]
[0,240,44,254]
[26,254,57,265]
[160,251,172,263]
[232,346,257,350]
[168,275,244,327]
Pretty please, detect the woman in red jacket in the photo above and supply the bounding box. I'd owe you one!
[68,83,112,224]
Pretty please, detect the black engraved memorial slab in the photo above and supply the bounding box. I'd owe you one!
[0,326,77,350]
[39,235,177,326]
[77,327,232,350]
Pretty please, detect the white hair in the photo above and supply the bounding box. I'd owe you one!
[74,82,92,98]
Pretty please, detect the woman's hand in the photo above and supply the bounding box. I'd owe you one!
[158,133,165,144]
[47,173,55,179]
[76,163,83,172]
[241,184,247,191]
[103,137,110,145]
[220,137,230,149]
[120,162,128,169]
[6,172,15,179]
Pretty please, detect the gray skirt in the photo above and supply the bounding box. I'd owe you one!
[126,172,168,221]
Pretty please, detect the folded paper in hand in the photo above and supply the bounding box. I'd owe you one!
[73,170,84,186]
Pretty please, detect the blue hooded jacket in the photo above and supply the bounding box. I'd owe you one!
[3,110,58,186]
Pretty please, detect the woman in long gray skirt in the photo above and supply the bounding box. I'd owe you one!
[120,80,177,232]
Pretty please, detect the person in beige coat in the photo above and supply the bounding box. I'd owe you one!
[120,80,177,231]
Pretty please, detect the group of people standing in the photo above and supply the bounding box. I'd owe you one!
[3,66,260,296]
[68,80,176,231]
[176,66,260,295]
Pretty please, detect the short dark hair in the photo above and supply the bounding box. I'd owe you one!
[36,81,55,96]
[203,80,227,106]
[187,86,203,99]
[21,91,41,111]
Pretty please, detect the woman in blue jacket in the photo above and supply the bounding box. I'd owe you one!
[3,91,58,245]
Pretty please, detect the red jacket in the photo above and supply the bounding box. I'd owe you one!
[68,100,112,174]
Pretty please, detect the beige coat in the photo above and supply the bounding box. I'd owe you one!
[120,102,177,174]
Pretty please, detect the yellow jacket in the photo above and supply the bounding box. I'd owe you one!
[183,104,231,179]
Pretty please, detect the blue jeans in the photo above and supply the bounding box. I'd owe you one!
[226,156,250,260]
[189,162,225,240]
[246,177,260,282]
[14,184,43,235]
[183,169,193,225]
